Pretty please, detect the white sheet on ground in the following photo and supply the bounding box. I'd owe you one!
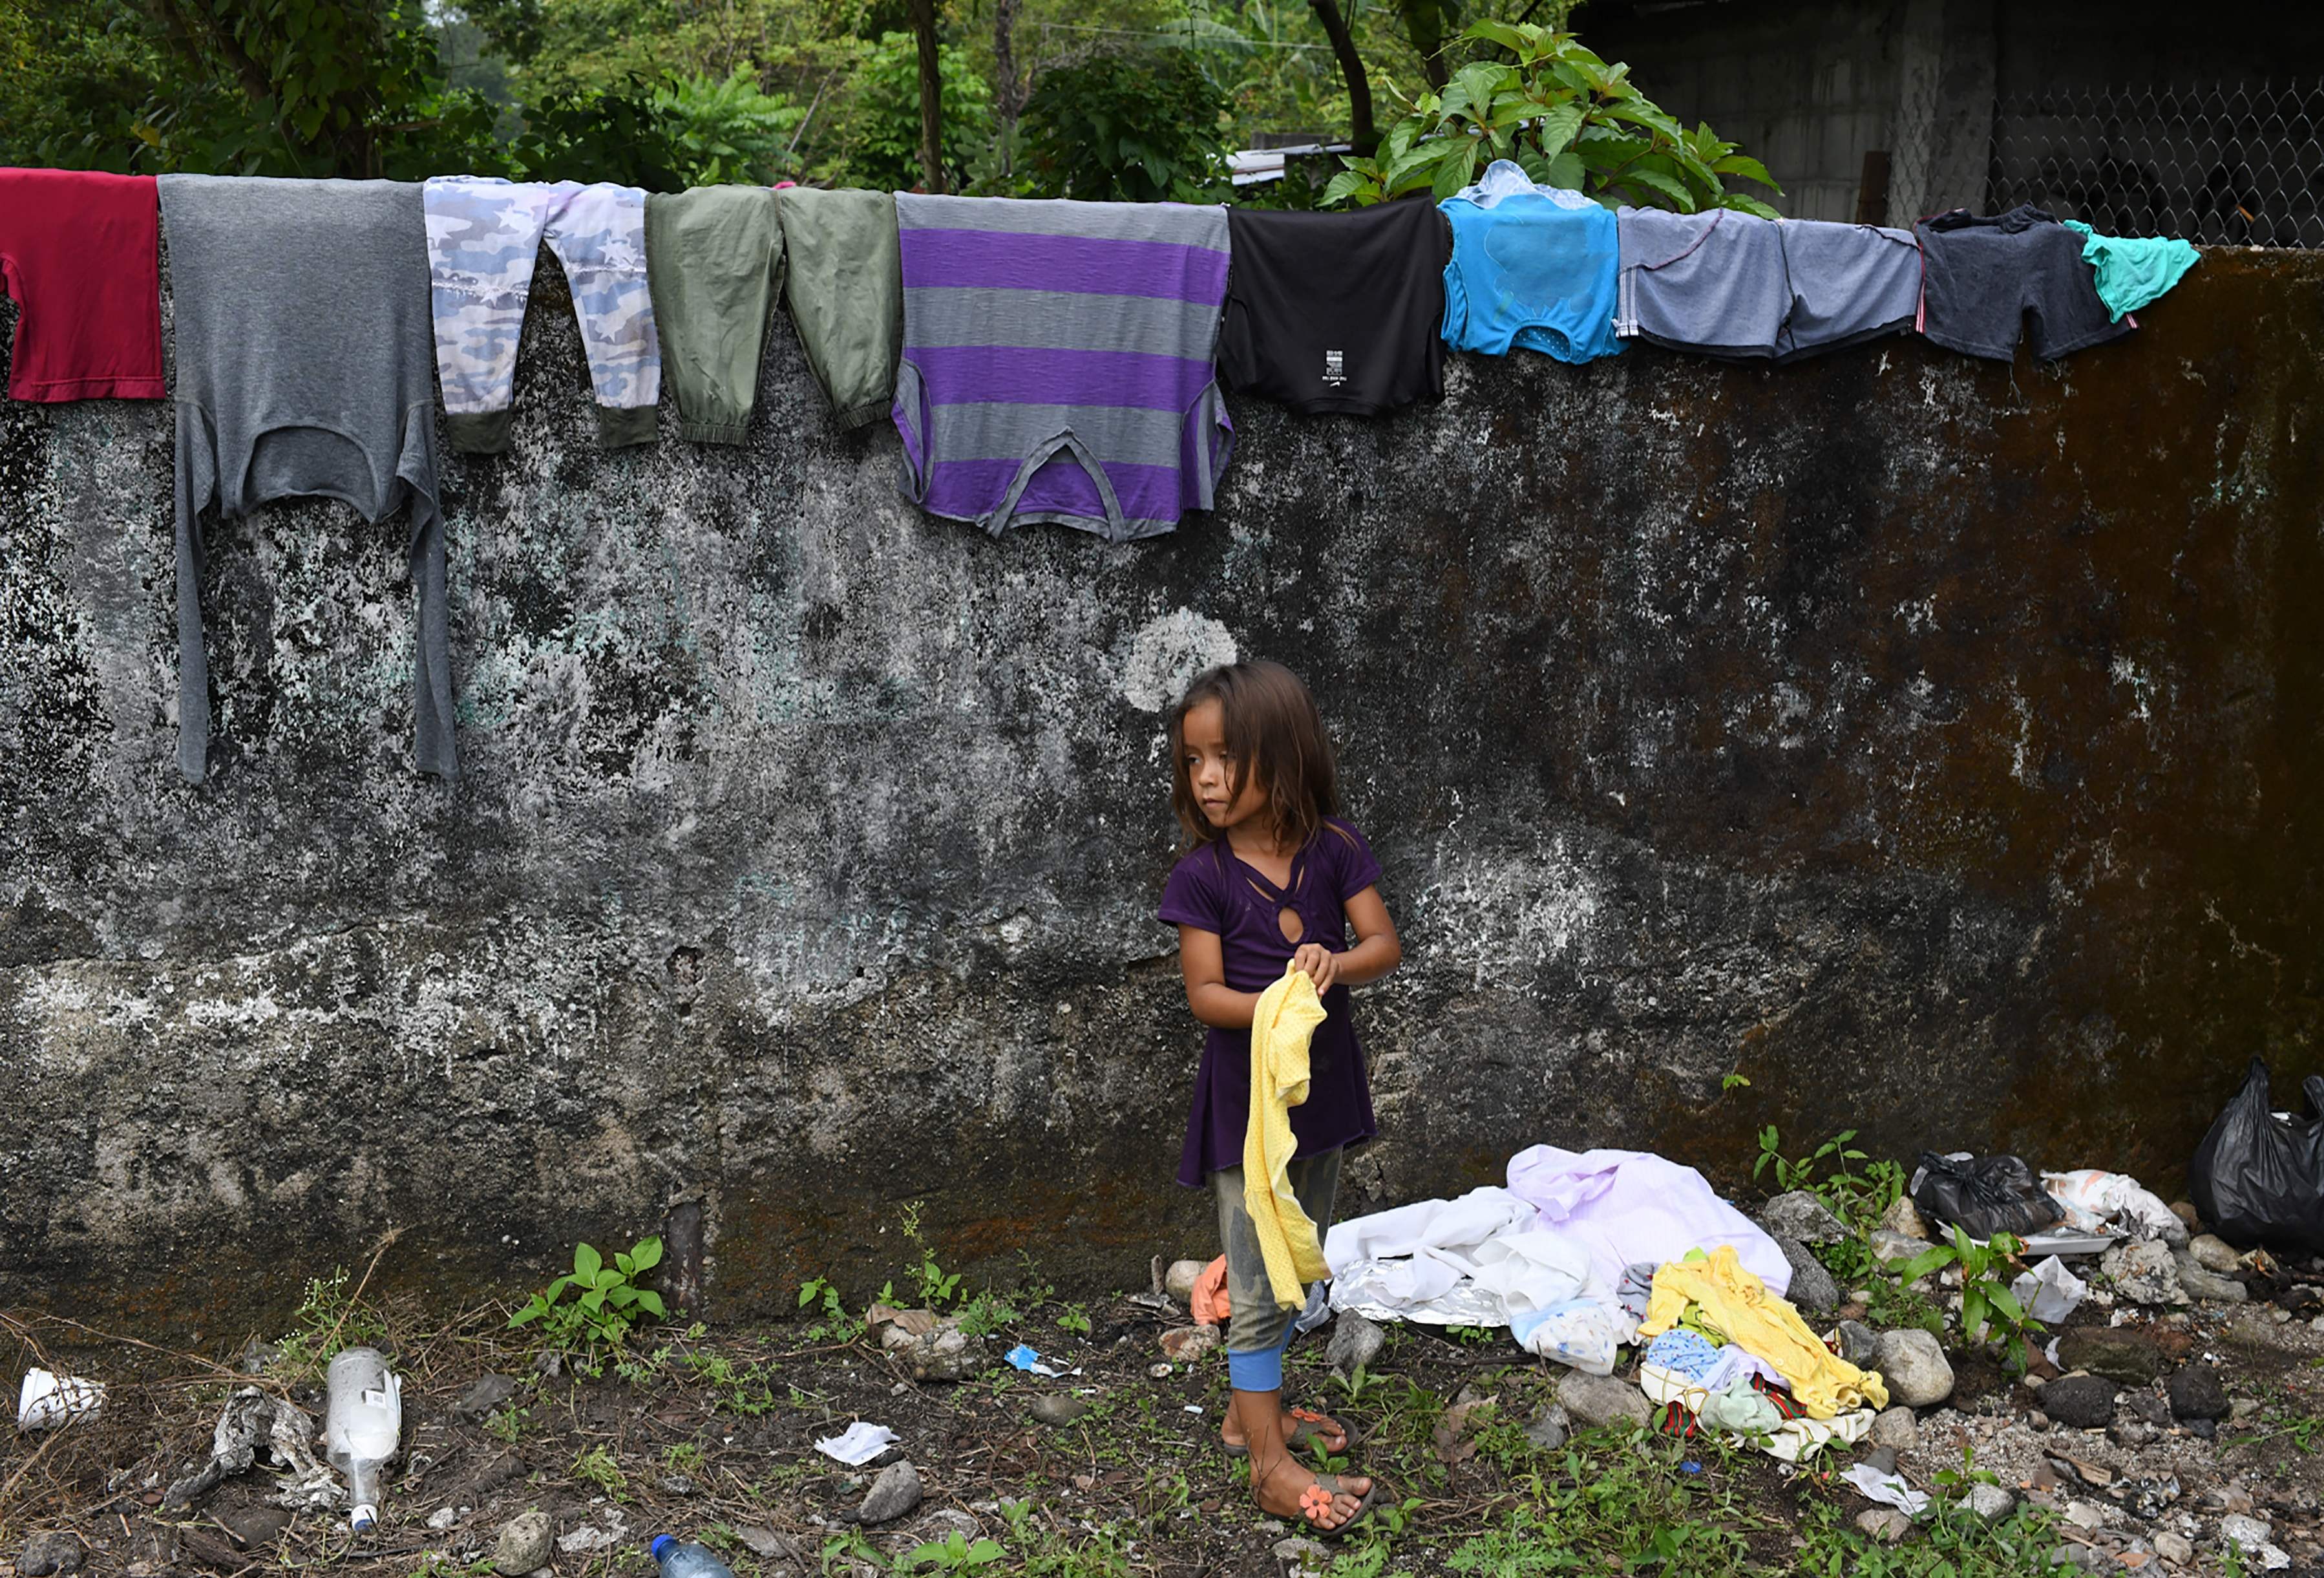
[1324,1186,1595,1327]
[1505,1145,1791,1297]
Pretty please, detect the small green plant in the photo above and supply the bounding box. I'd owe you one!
[1055,1302,1093,1338]
[571,1444,626,1498]
[273,1266,390,1380]
[900,1202,962,1306]
[1446,1324,1496,1346]
[663,1441,706,1475]
[900,1530,1006,1574]
[483,1405,533,1445]
[795,1275,868,1344]
[1754,1125,1867,1198]
[1893,1226,2042,1369]
[954,1289,1021,1338]
[1721,1072,1751,1093]
[509,1237,668,1352]
[681,1351,778,1416]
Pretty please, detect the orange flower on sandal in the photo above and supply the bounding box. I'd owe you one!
[1299,1484,1337,1525]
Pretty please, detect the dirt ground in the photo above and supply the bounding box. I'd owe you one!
[7,1243,2324,1578]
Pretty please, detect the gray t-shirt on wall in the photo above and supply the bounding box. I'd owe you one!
[158,175,454,782]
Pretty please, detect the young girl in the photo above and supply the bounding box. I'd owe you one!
[1157,660,1402,1536]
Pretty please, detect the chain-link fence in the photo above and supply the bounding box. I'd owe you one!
[1986,81,2324,248]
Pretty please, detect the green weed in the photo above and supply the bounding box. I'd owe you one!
[569,1444,626,1498]
[272,1267,390,1380]
[509,1237,668,1352]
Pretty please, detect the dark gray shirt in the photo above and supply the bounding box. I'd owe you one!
[158,175,453,782]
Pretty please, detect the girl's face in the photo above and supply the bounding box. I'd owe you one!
[1180,698,1269,833]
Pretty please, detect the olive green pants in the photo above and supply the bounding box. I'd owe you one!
[643,186,782,444]
[1213,1148,1341,1392]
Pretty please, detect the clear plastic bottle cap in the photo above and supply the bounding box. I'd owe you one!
[350,1505,379,1531]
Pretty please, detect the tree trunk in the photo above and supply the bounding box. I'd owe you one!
[993,0,1023,116]
[907,0,945,193]
[1305,0,1376,156]
[1398,0,1450,91]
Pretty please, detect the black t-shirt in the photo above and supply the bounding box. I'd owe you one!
[1219,199,1452,416]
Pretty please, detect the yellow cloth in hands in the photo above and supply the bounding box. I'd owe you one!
[1243,963,1331,1309]
[1638,1244,1890,1418]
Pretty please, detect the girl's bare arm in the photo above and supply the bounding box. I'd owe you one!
[1178,924,1260,1029]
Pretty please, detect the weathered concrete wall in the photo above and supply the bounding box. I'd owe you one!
[3,248,2319,1331]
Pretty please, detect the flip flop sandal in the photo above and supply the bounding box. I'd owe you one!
[1222,1406,1360,1458]
[1296,1473,1384,1541]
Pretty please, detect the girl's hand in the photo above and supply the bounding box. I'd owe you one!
[1292,943,1340,994]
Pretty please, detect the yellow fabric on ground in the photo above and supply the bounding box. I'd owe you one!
[1638,1244,1890,1418]
[1243,964,1332,1308]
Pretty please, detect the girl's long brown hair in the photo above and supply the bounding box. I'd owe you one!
[1169,660,1340,850]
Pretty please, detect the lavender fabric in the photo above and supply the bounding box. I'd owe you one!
[1159,820,1384,1186]
[891,194,1233,541]
[1505,1146,1792,1297]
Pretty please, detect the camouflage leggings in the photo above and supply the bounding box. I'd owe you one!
[1212,1147,1341,1391]
[421,176,662,451]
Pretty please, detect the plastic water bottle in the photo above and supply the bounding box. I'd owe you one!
[650,1536,736,1578]
[324,1348,402,1531]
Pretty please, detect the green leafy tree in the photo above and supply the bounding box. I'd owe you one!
[1021,48,1229,202]
[652,66,805,182]
[837,30,991,190]
[1324,19,1780,213]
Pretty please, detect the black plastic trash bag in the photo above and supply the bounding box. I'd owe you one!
[2189,1058,2324,1253]
[1911,1151,2064,1240]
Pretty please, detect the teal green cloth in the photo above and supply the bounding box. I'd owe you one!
[2062,220,2200,322]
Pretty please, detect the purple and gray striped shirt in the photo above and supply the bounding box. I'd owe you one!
[892,195,1234,542]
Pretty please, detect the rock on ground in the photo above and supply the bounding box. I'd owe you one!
[2101,1241,2187,1306]
[1870,1406,1919,1449]
[2188,1234,2240,1274]
[856,1460,924,1525]
[456,1373,520,1418]
[1525,1404,1570,1450]
[1326,1312,1384,1376]
[1159,1325,1219,1363]
[1855,1508,1913,1542]
[2055,1329,2166,1385]
[2040,1374,2120,1429]
[1555,1370,1651,1429]
[1963,1484,2016,1522]
[1874,1328,1954,1406]
[734,1527,799,1561]
[2153,1530,2194,1565]
[1164,1259,1207,1305]
[1759,1192,1849,1244]
[1879,1197,1930,1240]
[882,1321,988,1381]
[19,1533,84,1578]
[1771,1235,1839,1313]
[1272,1535,1332,1576]
[1873,1230,1930,1266]
[494,1511,554,1575]
[1031,1394,1089,1427]
[2171,1250,2247,1303]
[2166,1364,2228,1422]
[1835,1319,1880,1369]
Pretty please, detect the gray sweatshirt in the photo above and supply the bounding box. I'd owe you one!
[158,175,454,782]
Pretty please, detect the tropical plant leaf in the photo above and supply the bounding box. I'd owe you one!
[1712,153,1780,190]
[1532,101,1587,162]
[573,1242,602,1281]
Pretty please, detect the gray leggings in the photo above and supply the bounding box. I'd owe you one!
[1211,1147,1342,1392]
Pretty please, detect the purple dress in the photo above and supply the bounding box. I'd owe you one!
[1158,819,1383,1187]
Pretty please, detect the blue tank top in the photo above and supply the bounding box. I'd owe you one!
[1439,161,1624,363]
